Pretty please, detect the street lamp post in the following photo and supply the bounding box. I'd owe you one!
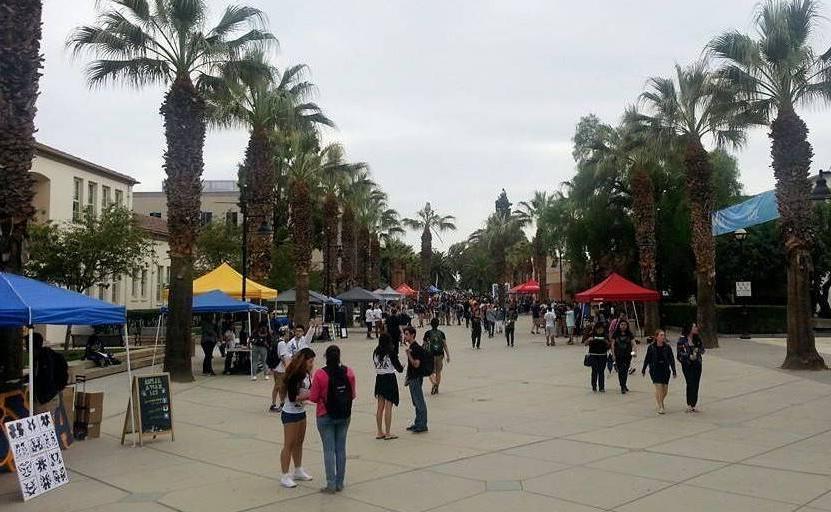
[733,228,750,340]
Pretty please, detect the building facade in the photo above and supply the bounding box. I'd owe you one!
[134,179,323,272]
[30,143,171,343]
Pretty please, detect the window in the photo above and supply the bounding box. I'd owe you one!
[225,211,239,225]
[149,212,162,218]
[111,277,121,303]
[131,271,139,297]
[98,284,106,300]
[73,178,83,222]
[102,186,111,210]
[114,189,124,207]
[87,182,97,217]
[140,269,148,298]
[200,211,213,225]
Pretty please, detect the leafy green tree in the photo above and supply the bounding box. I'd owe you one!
[25,207,155,350]
[195,221,241,274]
[469,211,527,305]
[638,61,753,348]
[0,0,42,388]
[68,0,274,381]
[709,0,831,368]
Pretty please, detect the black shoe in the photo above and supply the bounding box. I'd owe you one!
[592,388,597,392]
[412,427,428,433]
[406,425,415,431]
[599,389,605,393]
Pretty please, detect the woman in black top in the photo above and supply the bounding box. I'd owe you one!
[642,330,676,414]
[677,323,705,413]
[587,323,610,392]
[610,320,635,394]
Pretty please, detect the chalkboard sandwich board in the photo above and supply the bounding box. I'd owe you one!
[121,373,174,446]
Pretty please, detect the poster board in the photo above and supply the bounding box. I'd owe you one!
[4,412,69,501]
[121,373,174,446]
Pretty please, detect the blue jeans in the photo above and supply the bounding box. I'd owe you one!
[408,376,427,429]
[316,414,350,490]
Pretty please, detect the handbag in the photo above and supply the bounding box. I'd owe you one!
[583,350,591,367]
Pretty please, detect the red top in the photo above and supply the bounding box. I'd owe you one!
[309,366,357,417]
[575,273,660,303]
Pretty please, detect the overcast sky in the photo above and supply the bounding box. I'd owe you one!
[39,0,831,250]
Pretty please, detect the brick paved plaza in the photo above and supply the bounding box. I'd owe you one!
[3,325,831,512]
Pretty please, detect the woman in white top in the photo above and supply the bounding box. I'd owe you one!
[280,347,315,489]
[373,333,403,440]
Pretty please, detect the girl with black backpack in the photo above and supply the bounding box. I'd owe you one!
[279,347,316,489]
[310,345,356,493]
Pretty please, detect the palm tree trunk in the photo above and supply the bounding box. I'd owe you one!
[161,77,205,382]
[420,227,432,290]
[340,204,355,290]
[631,164,659,334]
[369,234,381,290]
[356,225,369,288]
[772,109,826,369]
[291,180,312,327]
[533,230,548,301]
[683,138,718,348]
[323,192,339,295]
[244,127,274,283]
[0,0,41,391]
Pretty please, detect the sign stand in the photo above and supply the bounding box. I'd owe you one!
[121,373,174,447]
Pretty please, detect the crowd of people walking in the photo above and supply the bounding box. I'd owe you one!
[222,294,707,494]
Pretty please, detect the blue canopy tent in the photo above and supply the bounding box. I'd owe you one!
[0,272,127,418]
[426,285,442,294]
[160,290,268,314]
[153,290,268,369]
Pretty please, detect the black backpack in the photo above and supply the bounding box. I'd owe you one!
[418,346,434,377]
[324,366,353,419]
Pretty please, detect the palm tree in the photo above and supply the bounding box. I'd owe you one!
[0,0,42,386]
[583,113,662,334]
[68,1,274,381]
[430,250,456,289]
[469,211,526,305]
[318,146,367,295]
[338,171,374,291]
[709,0,830,369]
[638,61,750,348]
[357,187,403,289]
[402,203,456,289]
[211,54,332,282]
[381,238,415,287]
[516,192,551,301]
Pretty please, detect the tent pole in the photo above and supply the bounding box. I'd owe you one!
[151,314,162,367]
[123,323,137,447]
[248,311,253,379]
[28,328,34,417]
[632,301,642,338]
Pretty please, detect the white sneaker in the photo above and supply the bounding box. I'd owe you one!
[265,375,270,380]
[251,376,257,381]
[280,474,297,488]
[293,468,313,481]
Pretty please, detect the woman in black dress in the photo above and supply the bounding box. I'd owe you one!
[610,320,635,394]
[642,330,676,414]
[677,323,705,413]
[373,333,403,440]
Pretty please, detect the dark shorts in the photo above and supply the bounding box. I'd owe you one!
[281,411,306,424]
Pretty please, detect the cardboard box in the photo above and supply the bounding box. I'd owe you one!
[85,423,101,439]
[74,391,104,424]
